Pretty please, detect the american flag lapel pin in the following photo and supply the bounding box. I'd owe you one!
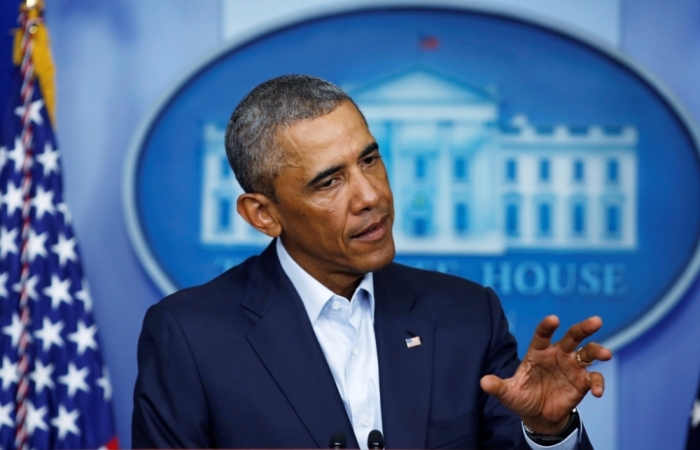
[405,336,422,348]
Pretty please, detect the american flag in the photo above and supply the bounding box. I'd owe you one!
[0,2,118,449]
[405,336,421,348]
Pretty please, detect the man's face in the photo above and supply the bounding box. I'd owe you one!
[270,101,395,287]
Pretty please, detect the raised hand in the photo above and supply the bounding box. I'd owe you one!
[480,315,612,434]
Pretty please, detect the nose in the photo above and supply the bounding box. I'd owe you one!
[350,170,381,213]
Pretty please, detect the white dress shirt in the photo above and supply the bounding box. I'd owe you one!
[276,239,580,450]
[277,239,382,449]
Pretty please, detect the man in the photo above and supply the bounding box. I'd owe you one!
[132,75,611,449]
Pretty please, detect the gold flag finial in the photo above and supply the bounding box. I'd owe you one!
[12,0,57,125]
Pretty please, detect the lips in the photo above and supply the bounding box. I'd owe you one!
[351,215,389,241]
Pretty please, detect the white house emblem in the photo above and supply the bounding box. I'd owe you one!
[125,7,700,352]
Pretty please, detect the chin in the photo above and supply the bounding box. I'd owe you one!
[358,238,396,273]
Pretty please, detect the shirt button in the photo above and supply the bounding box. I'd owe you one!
[332,301,340,310]
[363,419,371,427]
[352,347,359,356]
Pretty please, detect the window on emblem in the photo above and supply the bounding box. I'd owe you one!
[413,217,428,236]
[605,204,621,237]
[415,157,427,179]
[606,159,619,184]
[221,157,231,179]
[538,203,552,236]
[455,203,469,234]
[573,160,584,183]
[505,203,519,237]
[454,157,468,182]
[539,159,550,182]
[505,159,517,182]
[217,197,232,231]
[572,203,586,236]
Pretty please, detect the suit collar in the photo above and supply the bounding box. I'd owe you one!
[242,247,435,449]
[373,264,435,449]
[275,237,376,323]
[242,241,359,448]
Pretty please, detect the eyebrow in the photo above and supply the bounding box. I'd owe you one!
[306,142,379,188]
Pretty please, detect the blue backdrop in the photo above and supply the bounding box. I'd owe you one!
[2,1,699,449]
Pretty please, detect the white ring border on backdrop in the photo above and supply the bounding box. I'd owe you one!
[122,0,700,352]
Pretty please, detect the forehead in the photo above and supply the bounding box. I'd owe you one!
[276,101,373,168]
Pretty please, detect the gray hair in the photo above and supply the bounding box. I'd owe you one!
[224,74,354,199]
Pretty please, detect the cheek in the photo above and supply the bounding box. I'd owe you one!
[321,209,349,236]
[378,178,394,203]
[373,167,393,195]
[296,203,347,239]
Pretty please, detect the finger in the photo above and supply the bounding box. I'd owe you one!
[528,315,560,351]
[559,316,603,353]
[587,371,605,397]
[577,342,613,365]
[480,374,508,398]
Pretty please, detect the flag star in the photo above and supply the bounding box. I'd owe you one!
[50,404,80,440]
[27,229,48,261]
[96,367,112,401]
[0,356,18,391]
[0,226,19,258]
[68,321,98,355]
[31,186,55,220]
[34,317,64,352]
[0,401,13,429]
[57,202,72,224]
[2,181,23,215]
[12,274,39,301]
[2,313,25,348]
[0,272,8,298]
[26,400,49,435]
[36,141,60,176]
[692,399,700,428]
[58,363,90,398]
[75,281,92,312]
[14,99,44,125]
[30,360,55,393]
[0,145,6,168]
[8,136,25,170]
[51,234,77,267]
[43,275,72,310]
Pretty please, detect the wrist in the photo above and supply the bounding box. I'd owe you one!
[522,414,569,435]
[523,408,580,446]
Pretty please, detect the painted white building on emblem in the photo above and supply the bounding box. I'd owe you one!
[200,67,637,253]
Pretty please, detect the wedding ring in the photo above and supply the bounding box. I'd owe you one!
[576,349,593,367]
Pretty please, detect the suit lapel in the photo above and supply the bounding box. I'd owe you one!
[242,243,358,448]
[374,265,435,449]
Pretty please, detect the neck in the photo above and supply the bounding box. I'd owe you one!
[295,258,364,300]
[323,274,363,300]
[278,239,365,300]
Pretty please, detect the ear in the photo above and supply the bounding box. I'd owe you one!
[236,193,282,238]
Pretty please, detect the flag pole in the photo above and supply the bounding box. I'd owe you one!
[13,2,41,448]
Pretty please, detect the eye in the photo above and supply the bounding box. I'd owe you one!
[318,177,339,190]
[362,154,380,166]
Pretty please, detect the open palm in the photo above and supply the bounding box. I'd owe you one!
[481,315,612,434]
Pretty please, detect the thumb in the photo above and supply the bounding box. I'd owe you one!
[480,374,507,398]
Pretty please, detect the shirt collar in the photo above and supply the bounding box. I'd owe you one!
[276,238,375,323]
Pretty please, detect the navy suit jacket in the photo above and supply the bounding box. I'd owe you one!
[132,242,592,449]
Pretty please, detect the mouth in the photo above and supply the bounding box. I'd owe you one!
[351,215,389,241]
